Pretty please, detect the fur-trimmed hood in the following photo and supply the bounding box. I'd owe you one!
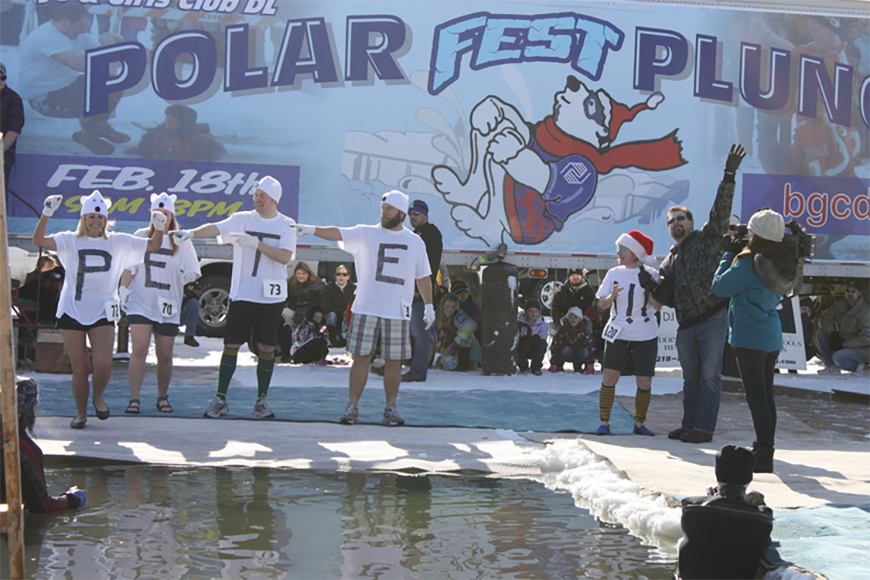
[753,249,799,295]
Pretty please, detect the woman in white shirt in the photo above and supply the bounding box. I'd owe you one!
[594,230,661,436]
[120,193,200,415]
[32,190,165,429]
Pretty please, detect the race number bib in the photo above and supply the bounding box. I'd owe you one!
[401,300,412,320]
[159,298,179,319]
[263,279,287,300]
[602,320,623,343]
[104,299,121,322]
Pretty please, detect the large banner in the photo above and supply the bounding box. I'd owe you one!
[3,0,868,260]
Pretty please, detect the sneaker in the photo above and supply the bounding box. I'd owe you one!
[203,396,229,418]
[184,336,199,347]
[633,424,655,436]
[339,404,359,424]
[668,428,690,440]
[252,398,275,418]
[849,368,866,378]
[595,424,610,436]
[679,429,712,443]
[584,364,595,375]
[401,371,426,383]
[315,358,329,366]
[383,404,405,426]
[531,369,543,376]
[817,365,841,376]
[548,365,560,373]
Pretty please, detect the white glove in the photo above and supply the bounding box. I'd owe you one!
[171,230,194,243]
[150,211,167,231]
[282,308,295,325]
[118,286,132,311]
[424,304,436,329]
[180,270,198,285]
[294,224,316,237]
[43,195,63,217]
[232,233,260,248]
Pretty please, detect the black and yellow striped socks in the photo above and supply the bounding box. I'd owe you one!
[599,384,615,422]
[635,388,651,424]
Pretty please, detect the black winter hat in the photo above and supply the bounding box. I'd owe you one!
[451,280,469,294]
[524,298,542,312]
[306,304,325,321]
[715,445,755,485]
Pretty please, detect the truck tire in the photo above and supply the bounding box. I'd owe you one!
[537,279,563,316]
[197,274,230,338]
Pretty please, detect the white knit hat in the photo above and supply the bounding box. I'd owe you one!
[616,230,656,266]
[80,190,110,216]
[257,175,282,204]
[150,192,177,213]
[564,306,586,321]
[381,190,409,214]
[748,209,785,242]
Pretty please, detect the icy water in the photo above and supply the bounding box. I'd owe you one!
[4,462,677,579]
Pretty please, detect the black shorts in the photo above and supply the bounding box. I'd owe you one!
[127,314,179,337]
[56,314,114,332]
[224,300,284,346]
[602,337,658,377]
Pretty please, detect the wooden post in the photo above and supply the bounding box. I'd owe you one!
[0,131,26,578]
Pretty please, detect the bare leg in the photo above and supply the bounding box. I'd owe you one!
[62,329,92,423]
[128,324,153,402]
[348,354,372,406]
[383,358,402,407]
[154,333,175,398]
[88,325,116,412]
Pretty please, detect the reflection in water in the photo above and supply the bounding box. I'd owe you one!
[1,464,676,579]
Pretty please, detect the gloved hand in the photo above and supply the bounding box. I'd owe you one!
[424,303,436,329]
[294,224,317,237]
[171,230,194,243]
[636,264,655,291]
[43,195,63,217]
[180,270,198,285]
[65,486,87,509]
[150,210,168,231]
[719,234,748,254]
[118,286,132,311]
[282,307,295,325]
[724,144,746,181]
[232,233,260,248]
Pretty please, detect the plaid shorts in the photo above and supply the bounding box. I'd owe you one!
[346,313,410,360]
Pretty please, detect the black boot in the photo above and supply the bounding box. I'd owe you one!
[752,442,775,473]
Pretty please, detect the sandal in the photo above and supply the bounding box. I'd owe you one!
[156,396,173,413]
[125,399,140,414]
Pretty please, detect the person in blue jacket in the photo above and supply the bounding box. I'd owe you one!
[711,209,799,473]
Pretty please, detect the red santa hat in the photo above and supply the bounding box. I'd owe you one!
[605,92,664,145]
[616,230,656,266]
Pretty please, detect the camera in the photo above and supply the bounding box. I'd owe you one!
[784,220,814,259]
[728,224,749,239]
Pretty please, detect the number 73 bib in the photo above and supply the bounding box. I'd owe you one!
[263,279,287,300]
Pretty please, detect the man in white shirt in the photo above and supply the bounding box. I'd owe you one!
[295,191,434,425]
[172,176,296,419]
[19,3,127,155]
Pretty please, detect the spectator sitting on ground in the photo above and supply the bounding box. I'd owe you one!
[429,292,481,372]
[135,104,226,162]
[451,279,482,329]
[0,378,87,513]
[278,261,325,358]
[549,306,596,374]
[800,297,818,362]
[289,304,331,365]
[322,264,354,347]
[517,298,548,375]
[678,444,773,580]
[817,279,869,376]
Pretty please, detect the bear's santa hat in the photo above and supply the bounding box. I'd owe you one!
[605,93,664,146]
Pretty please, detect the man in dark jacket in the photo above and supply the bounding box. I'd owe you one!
[403,200,442,382]
[638,144,746,444]
[323,264,355,347]
[551,269,596,330]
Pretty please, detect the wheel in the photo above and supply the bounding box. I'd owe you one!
[536,279,563,315]
[197,274,230,338]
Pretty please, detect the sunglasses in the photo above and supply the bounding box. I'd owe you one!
[0,74,7,81]
[667,215,687,225]
[617,246,632,253]
[336,272,349,276]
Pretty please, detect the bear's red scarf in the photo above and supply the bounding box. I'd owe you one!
[535,116,686,174]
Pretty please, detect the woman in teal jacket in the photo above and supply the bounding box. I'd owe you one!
[712,209,799,473]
